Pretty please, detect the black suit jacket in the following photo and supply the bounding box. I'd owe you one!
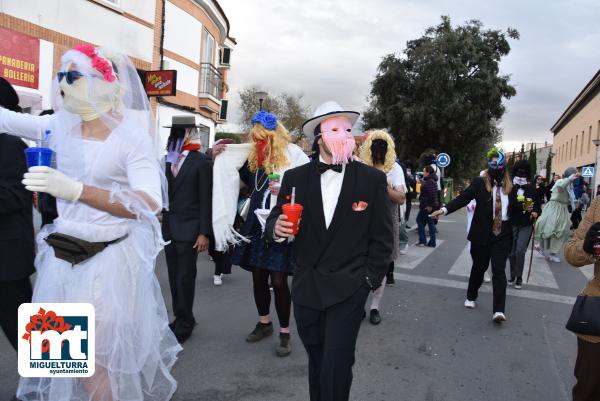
[266,160,393,310]
[445,176,514,245]
[162,151,212,242]
[509,183,542,227]
[0,134,35,281]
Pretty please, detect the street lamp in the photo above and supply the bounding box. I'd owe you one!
[256,90,268,111]
[593,139,600,198]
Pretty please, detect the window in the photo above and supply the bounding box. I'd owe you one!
[581,131,585,155]
[202,30,215,65]
[575,135,578,158]
[589,126,592,153]
[570,139,573,159]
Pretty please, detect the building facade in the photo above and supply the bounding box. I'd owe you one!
[551,69,600,178]
[0,0,235,151]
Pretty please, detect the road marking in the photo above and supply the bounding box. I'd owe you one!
[393,272,575,305]
[580,265,595,280]
[447,244,559,289]
[396,240,445,270]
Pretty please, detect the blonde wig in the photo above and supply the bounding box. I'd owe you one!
[483,169,513,194]
[247,121,291,174]
[359,129,397,173]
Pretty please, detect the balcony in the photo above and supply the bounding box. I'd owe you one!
[199,63,223,101]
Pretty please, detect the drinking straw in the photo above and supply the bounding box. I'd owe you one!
[291,187,296,205]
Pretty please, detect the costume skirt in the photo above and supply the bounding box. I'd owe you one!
[17,217,182,401]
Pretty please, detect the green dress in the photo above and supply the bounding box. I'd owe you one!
[535,177,574,254]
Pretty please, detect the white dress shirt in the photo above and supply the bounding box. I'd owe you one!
[320,156,346,228]
[493,185,509,221]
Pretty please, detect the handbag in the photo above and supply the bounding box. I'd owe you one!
[237,193,253,221]
[565,294,600,336]
[45,232,128,266]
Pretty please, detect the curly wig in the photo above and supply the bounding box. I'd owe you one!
[359,130,397,173]
[512,159,531,179]
[247,121,291,174]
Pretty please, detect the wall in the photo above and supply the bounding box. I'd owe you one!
[1,0,155,62]
[552,93,600,174]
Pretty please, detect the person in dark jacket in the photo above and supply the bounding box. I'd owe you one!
[534,175,546,206]
[416,165,438,247]
[0,77,35,350]
[432,148,514,323]
[162,116,213,344]
[508,160,541,289]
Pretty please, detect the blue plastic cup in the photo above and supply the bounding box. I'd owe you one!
[24,147,53,168]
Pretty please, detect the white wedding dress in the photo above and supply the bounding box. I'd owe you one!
[0,109,181,401]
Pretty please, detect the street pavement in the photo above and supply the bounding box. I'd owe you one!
[0,208,590,401]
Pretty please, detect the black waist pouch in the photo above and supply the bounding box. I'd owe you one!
[566,295,600,336]
[45,232,128,266]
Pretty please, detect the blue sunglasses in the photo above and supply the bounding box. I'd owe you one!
[57,71,83,85]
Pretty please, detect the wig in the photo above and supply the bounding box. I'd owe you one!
[512,159,531,179]
[359,129,397,173]
[247,121,291,174]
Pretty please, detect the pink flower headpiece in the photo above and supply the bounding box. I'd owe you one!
[73,44,116,83]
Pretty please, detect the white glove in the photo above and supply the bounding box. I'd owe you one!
[22,166,84,202]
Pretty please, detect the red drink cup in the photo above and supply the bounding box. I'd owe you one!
[282,203,303,235]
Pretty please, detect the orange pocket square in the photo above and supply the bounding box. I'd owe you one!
[352,201,368,211]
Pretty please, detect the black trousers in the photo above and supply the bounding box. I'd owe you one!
[208,237,232,275]
[573,338,600,401]
[0,277,32,350]
[468,222,512,313]
[165,240,198,334]
[294,283,370,401]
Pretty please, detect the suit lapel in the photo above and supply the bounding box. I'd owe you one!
[172,152,194,194]
[326,161,357,237]
[307,161,327,240]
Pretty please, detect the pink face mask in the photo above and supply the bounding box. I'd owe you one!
[320,116,355,165]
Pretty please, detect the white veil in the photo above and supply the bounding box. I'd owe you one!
[49,45,168,211]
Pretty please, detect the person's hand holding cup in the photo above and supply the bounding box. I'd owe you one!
[268,173,281,196]
[274,214,295,238]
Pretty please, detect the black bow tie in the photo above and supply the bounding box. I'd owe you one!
[317,162,343,175]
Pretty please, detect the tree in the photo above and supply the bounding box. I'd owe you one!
[506,153,515,173]
[363,16,519,180]
[238,87,311,138]
[519,143,526,161]
[545,151,553,181]
[529,144,537,177]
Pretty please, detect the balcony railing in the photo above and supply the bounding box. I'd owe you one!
[199,63,223,100]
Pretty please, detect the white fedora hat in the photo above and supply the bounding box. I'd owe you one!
[302,101,360,139]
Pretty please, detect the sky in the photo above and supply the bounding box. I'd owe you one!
[218,0,600,152]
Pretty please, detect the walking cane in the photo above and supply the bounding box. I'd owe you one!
[526,217,537,284]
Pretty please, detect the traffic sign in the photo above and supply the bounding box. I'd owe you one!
[582,166,595,177]
[436,153,451,168]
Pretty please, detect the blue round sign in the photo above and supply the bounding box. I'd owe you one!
[436,153,451,168]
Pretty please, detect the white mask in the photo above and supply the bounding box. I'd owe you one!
[513,177,528,186]
[60,76,118,121]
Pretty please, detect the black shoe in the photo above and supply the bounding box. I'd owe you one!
[369,309,382,325]
[508,278,515,286]
[386,272,395,286]
[515,277,523,289]
[276,333,292,357]
[175,330,192,344]
[246,322,273,343]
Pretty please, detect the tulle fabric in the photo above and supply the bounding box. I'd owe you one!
[17,197,182,401]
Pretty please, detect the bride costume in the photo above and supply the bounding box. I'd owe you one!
[0,44,181,401]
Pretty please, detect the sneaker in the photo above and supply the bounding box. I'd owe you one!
[246,322,273,343]
[427,243,436,248]
[492,312,507,323]
[405,224,412,229]
[386,272,395,286]
[415,243,426,247]
[464,299,476,309]
[484,272,491,283]
[514,278,522,289]
[399,244,408,255]
[369,309,382,325]
[547,254,561,263]
[276,333,292,357]
[213,274,223,286]
[508,278,515,286]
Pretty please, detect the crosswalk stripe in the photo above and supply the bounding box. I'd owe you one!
[396,240,445,270]
[447,244,559,289]
[580,265,595,280]
[393,272,576,305]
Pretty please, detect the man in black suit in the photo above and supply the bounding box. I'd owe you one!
[432,149,514,323]
[162,116,213,343]
[266,101,393,401]
[0,78,35,350]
